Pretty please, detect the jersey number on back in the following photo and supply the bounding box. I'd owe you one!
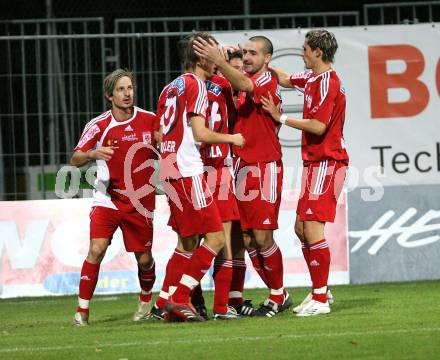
[208,100,223,132]
[163,95,178,135]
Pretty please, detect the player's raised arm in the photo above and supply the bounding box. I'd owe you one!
[268,66,295,88]
[193,37,254,93]
[190,114,245,147]
[260,92,327,136]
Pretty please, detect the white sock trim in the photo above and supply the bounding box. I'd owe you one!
[229,291,243,299]
[270,287,284,296]
[313,286,328,294]
[180,274,199,290]
[78,298,90,309]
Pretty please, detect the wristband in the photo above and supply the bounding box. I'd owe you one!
[279,114,288,125]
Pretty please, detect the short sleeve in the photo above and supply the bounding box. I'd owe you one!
[251,72,279,106]
[290,71,313,92]
[74,123,101,152]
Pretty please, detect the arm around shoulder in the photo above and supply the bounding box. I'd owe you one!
[269,66,294,88]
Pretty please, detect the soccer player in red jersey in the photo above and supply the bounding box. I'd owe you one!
[155,32,245,322]
[71,69,160,325]
[194,36,292,317]
[261,29,349,316]
[200,74,243,319]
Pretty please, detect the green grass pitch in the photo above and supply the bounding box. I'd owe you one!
[1,280,439,359]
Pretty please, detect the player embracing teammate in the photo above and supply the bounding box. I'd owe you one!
[194,35,292,317]
[261,29,349,316]
[153,32,245,321]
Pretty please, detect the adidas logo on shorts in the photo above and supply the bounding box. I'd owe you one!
[306,208,313,215]
[263,218,271,225]
[310,260,320,267]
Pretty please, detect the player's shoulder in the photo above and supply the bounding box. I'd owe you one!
[135,106,156,118]
[159,83,171,99]
[169,73,204,95]
[206,75,230,97]
[254,71,276,87]
[208,75,230,88]
[84,110,112,130]
[323,70,342,90]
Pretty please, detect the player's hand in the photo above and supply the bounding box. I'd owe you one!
[193,37,225,65]
[231,133,245,148]
[260,92,281,122]
[88,146,116,161]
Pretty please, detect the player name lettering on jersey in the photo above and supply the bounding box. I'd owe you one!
[161,140,176,153]
[202,145,223,159]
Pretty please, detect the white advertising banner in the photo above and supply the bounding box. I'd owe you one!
[213,24,440,188]
[0,195,348,298]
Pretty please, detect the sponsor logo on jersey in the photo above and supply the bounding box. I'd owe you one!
[142,131,152,144]
[77,124,100,148]
[170,77,185,96]
[122,134,138,142]
[106,138,118,146]
[205,80,222,96]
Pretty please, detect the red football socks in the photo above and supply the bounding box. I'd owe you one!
[212,259,233,314]
[172,244,217,304]
[308,239,331,303]
[260,243,284,305]
[229,258,246,307]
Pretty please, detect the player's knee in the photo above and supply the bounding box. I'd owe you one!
[206,231,225,252]
[136,251,153,270]
[87,244,107,263]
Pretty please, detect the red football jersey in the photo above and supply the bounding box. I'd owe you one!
[200,75,236,182]
[157,73,208,180]
[290,69,349,162]
[75,106,159,213]
[234,71,282,164]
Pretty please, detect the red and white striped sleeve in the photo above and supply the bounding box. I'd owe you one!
[289,70,313,93]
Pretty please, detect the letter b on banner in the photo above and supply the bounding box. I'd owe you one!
[368,44,429,118]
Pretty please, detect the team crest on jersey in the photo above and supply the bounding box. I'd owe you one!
[170,77,185,96]
[142,131,152,144]
[205,80,222,96]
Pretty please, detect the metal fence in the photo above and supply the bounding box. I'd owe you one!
[0,6,436,200]
[364,1,440,25]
